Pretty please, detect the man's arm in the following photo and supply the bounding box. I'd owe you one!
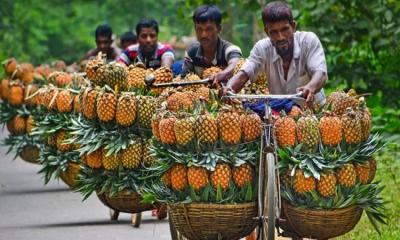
[161,44,175,68]
[224,70,250,94]
[297,70,327,103]
[211,57,240,87]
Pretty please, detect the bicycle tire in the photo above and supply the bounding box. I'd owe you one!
[266,152,276,240]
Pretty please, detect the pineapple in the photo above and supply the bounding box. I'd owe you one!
[183,73,203,92]
[73,94,81,114]
[166,91,195,113]
[368,157,377,183]
[357,100,372,141]
[280,170,291,188]
[336,164,357,187]
[9,115,26,134]
[56,130,71,152]
[233,163,254,188]
[187,166,209,191]
[26,115,35,134]
[331,90,359,115]
[293,169,316,195]
[3,58,17,76]
[161,168,172,187]
[150,67,173,95]
[142,139,155,166]
[211,163,232,190]
[121,138,143,169]
[43,88,58,110]
[341,109,363,145]
[24,84,38,106]
[274,114,296,148]
[151,112,162,140]
[174,115,195,146]
[115,94,137,126]
[82,88,98,120]
[8,83,24,106]
[288,105,302,119]
[317,172,337,197]
[170,164,188,191]
[86,148,103,169]
[96,91,117,122]
[355,162,370,184]
[0,79,9,101]
[85,53,106,86]
[319,111,342,146]
[127,64,147,90]
[217,107,242,145]
[240,111,262,142]
[55,72,72,87]
[105,62,128,90]
[195,113,218,145]
[56,90,73,113]
[296,112,320,150]
[195,86,211,101]
[17,63,34,84]
[202,66,222,78]
[138,96,158,128]
[102,151,120,171]
[159,116,177,145]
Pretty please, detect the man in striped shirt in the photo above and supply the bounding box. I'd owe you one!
[181,5,242,86]
[117,19,174,69]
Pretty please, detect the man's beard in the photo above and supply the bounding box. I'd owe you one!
[275,40,293,58]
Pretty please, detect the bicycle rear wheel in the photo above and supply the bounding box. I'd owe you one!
[266,152,276,240]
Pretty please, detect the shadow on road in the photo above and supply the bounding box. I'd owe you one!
[0,187,70,196]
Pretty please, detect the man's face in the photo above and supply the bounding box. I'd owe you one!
[96,36,112,53]
[138,27,158,54]
[264,20,296,57]
[195,21,220,50]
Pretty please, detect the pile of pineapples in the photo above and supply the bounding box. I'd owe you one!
[71,55,174,199]
[0,58,51,163]
[276,89,386,231]
[143,77,263,203]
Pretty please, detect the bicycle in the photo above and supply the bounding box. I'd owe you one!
[224,91,304,240]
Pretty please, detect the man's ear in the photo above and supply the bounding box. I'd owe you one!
[264,26,270,37]
[217,24,222,33]
[291,21,297,31]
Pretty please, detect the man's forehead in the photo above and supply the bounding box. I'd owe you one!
[195,20,218,28]
[266,20,292,29]
[139,28,157,35]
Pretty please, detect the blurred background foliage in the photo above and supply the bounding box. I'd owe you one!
[0,0,399,133]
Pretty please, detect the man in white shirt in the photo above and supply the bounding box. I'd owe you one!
[224,1,328,106]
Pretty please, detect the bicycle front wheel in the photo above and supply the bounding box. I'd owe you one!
[266,152,276,240]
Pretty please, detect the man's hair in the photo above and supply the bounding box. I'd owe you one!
[136,19,159,36]
[120,31,137,44]
[262,1,293,25]
[192,5,222,26]
[95,24,113,39]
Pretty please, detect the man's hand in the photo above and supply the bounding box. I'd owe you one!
[210,71,230,88]
[297,85,315,105]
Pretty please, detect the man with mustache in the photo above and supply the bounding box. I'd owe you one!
[181,5,242,85]
[117,19,174,69]
[224,1,327,107]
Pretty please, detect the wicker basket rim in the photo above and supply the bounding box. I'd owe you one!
[169,201,256,209]
[283,201,361,214]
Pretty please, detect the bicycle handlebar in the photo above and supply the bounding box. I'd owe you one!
[145,74,212,88]
[224,91,305,101]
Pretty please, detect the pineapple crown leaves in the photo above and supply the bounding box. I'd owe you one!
[2,134,41,160]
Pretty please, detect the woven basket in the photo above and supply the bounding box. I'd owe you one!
[59,162,81,188]
[19,145,40,164]
[168,202,257,240]
[281,201,363,239]
[96,190,154,214]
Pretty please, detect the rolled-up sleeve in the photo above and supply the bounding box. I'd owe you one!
[117,51,130,66]
[240,40,265,82]
[305,32,327,77]
[225,45,242,61]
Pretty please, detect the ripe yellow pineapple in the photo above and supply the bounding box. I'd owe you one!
[319,111,342,146]
[0,79,10,101]
[166,91,195,113]
[24,84,38,107]
[151,113,162,141]
[105,62,128,90]
[127,64,147,90]
[121,139,143,169]
[170,164,188,191]
[336,164,356,187]
[17,63,34,84]
[187,166,209,191]
[150,67,173,95]
[25,115,35,134]
[85,148,103,169]
[43,88,58,111]
[115,94,137,126]
[195,113,218,145]
[102,151,120,171]
[55,72,72,87]
[354,162,370,184]
[217,108,242,145]
[274,115,296,148]
[357,100,372,141]
[161,168,172,187]
[56,130,71,152]
[293,169,316,195]
[233,164,254,188]
[8,83,24,106]
[82,88,98,120]
[280,170,291,188]
[296,113,320,150]
[3,58,17,76]
[331,90,359,115]
[341,109,363,145]
[182,73,203,92]
[73,94,81,114]
[317,172,337,197]
[211,163,232,190]
[367,157,377,183]
[142,139,155,166]
[288,105,302,119]
[202,66,222,78]
[159,116,177,145]
[56,90,73,113]
[9,115,26,134]
[174,115,195,146]
[85,53,106,86]
[96,91,116,122]
[240,111,262,142]
[138,96,158,128]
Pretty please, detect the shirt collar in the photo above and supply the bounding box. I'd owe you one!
[196,37,223,65]
[271,32,300,62]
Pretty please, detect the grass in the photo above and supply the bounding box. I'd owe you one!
[336,134,400,239]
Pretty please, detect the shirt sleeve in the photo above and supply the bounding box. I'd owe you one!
[240,40,265,82]
[225,44,242,61]
[161,44,175,60]
[180,51,194,77]
[305,32,327,76]
[116,50,130,66]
